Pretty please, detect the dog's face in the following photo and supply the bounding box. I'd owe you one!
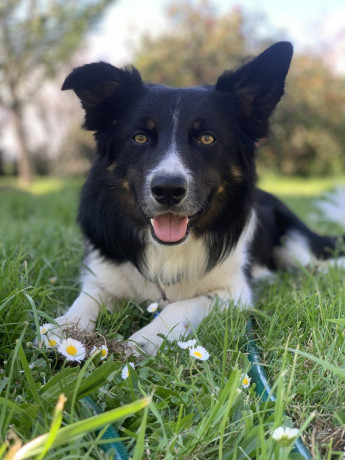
[62,42,292,265]
[99,85,249,245]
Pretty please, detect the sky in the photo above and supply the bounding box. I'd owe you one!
[87,0,345,73]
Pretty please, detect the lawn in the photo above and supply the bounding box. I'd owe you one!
[1,175,345,459]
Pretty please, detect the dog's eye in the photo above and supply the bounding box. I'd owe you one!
[133,133,148,144]
[199,133,216,145]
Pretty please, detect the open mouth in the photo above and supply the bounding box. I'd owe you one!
[150,213,189,244]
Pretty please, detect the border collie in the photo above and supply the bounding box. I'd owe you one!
[56,42,342,355]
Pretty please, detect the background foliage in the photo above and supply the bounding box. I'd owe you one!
[0,0,345,179]
[0,0,115,183]
[133,1,345,177]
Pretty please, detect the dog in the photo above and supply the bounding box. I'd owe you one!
[56,41,343,355]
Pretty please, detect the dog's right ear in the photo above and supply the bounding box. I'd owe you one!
[62,62,143,130]
[216,42,293,141]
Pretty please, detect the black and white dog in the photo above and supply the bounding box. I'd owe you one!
[57,42,342,355]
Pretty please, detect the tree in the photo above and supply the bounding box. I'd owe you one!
[261,54,345,176]
[0,0,115,184]
[133,0,269,87]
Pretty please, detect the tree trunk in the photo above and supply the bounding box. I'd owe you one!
[12,105,32,185]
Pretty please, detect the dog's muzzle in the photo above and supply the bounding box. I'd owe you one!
[149,174,189,244]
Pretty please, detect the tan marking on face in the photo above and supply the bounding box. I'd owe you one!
[122,178,130,190]
[230,165,243,181]
[217,184,225,194]
[192,120,200,130]
[146,118,155,130]
[107,162,117,172]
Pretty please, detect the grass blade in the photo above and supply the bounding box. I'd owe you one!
[13,397,150,459]
[131,404,149,460]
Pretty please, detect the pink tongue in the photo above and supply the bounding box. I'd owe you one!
[152,214,188,243]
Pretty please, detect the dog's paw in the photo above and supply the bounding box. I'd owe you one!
[54,314,96,332]
[127,328,164,357]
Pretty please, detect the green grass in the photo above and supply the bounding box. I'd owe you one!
[1,175,345,459]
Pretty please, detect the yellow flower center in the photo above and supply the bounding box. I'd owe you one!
[243,378,249,385]
[101,349,107,357]
[193,351,202,358]
[41,328,47,334]
[48,339,57,347]
[66,345,77,356]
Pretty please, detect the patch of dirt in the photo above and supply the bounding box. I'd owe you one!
[291,409,345,457]
[67,326,130,357]
[307,415,345,457]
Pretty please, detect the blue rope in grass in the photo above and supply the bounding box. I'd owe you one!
[246,318,312,459]
[82,396,129,460]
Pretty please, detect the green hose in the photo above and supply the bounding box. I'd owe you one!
[82,396,129,460]
[246,318,312,459]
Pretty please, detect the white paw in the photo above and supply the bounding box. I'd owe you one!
[127,328,164,357]
[127,320,188,356]
[54,314,96,332]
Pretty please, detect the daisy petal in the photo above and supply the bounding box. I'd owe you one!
[272,426,299,445]
[121,362,135,380]
[90,346,98,356]
[177,339,197,349]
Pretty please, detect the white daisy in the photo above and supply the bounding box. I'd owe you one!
[40,323,54,336]
[43,335,60,348]
[90,345,109,360]
[177,339,197,349]
[39,324,61,348]
[121,362,135,380]
[99,345,108,360]
[272,426,299,445]
[241,373,251,388]
[147,302,159,313]
[58,338,86,363]
[189,345,210,361]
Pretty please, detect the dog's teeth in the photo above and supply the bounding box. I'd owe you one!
[150,218,154,226]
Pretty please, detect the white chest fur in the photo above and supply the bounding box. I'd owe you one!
[82,213,255,307]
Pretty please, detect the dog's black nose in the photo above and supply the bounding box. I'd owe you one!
[151,175,187,206]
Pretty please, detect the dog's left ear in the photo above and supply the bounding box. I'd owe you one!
[216,41,293,140]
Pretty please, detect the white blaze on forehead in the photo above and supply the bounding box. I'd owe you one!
[171,96,180,144]
[150,96,191,179]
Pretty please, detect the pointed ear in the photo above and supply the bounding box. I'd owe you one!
[216,42,293,140]
[62,62,143,130]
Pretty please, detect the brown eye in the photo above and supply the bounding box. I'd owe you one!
[133,133,148,144]
[199,133,215,145]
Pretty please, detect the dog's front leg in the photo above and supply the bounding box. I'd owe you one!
[54,284,110,332]
[128,290,245,356]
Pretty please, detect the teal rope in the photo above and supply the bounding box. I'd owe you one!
[82,396,129,460]
[246,318,312,459]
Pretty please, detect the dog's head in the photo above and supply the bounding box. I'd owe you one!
[63,42,292,261]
